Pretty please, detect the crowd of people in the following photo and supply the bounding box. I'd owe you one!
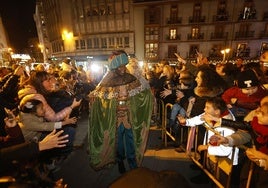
[0,61,95,187]
[144,50,268,187]
[0,49,268,187]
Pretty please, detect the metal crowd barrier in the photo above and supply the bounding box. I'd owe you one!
[189,123,255,188]
[160,102,188,148]
[163,103,176,147]
[158,100,255,188]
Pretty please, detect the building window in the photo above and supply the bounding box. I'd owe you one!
[170,5,178,20]
[123,0,129,13]
[87,39,92,49]
[116,19,123,30]
[239,0,256,20]
[144,7,160,24]
[145,43,158,59]
[107,5,113,15]
[93,22,99,32]
[109,37,115,48]
[115,2,122,14]
[80,23,85,33]
[193,3,201,21]
[189,45,199,58]
[75,40,86,50]
[239,23,251,37]
[100,5,106,15]
[215,25,224,33]
[75,40,80,50]
[145,27,159,41]
[52,42,63,53]
[214,25,225,38]
[169,29,177,40]
[80,40,86,49]
[124,18,129,30]
[101,38,107,48]
[108,20,115,31]
[87,22,93,33]
[218,0,227,15]
[117,37,123,48]
[124,36,129,47]
[191,27,199,38]
[100,21,106,31]
[93,38,99,48]
[86,8,91,17]
[216,0,228,21]
[92,7,99,16]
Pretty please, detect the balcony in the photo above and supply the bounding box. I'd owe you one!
[212,14,229,22]
[189,16,205,23]
[210,32,228,40]
[166,17,182,25]
[166,34,181,41]
[187,33,204,40]
[238,11,257,21]
[235,31,255,39]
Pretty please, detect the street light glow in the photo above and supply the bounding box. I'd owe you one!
[90,63,101,73]
[62,30,73,41]
[221,48,231,62]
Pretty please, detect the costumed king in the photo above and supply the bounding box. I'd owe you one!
[88,50,153,173]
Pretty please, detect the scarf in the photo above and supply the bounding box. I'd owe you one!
[251,116,268,154]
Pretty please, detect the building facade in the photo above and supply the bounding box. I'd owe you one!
[134,0,268,63]
[35,0,134,65]
[0,16,12,66]
[35,0,268,64]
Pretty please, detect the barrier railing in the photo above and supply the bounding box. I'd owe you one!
[157,100,255,187]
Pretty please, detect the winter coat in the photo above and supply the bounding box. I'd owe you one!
[18,85,72,122]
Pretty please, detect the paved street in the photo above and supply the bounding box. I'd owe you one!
[54,111,212,188]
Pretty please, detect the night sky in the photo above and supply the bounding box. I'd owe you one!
[0,0,37,53]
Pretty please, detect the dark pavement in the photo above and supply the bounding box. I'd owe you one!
[53,111,213,188]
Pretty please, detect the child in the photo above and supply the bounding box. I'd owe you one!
[18,99,77,143]
[18,99,77,168]
[222,69,268,120]
[205,96,268,188]
[178,97,237,158]
[178,97,238,184]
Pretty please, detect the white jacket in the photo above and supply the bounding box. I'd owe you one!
[185,110,239,165]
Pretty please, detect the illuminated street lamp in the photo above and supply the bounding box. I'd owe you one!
[38,44,43,53]
[62,30,74,52]
[221,48,230,62]
[62,30,73,40]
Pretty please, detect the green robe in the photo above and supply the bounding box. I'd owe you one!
[88,72,153,170]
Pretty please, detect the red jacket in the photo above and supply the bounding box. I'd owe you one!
[222,86,268,110]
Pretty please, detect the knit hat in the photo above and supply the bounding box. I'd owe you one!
[108,53,129,70]
[237,69,259,88]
